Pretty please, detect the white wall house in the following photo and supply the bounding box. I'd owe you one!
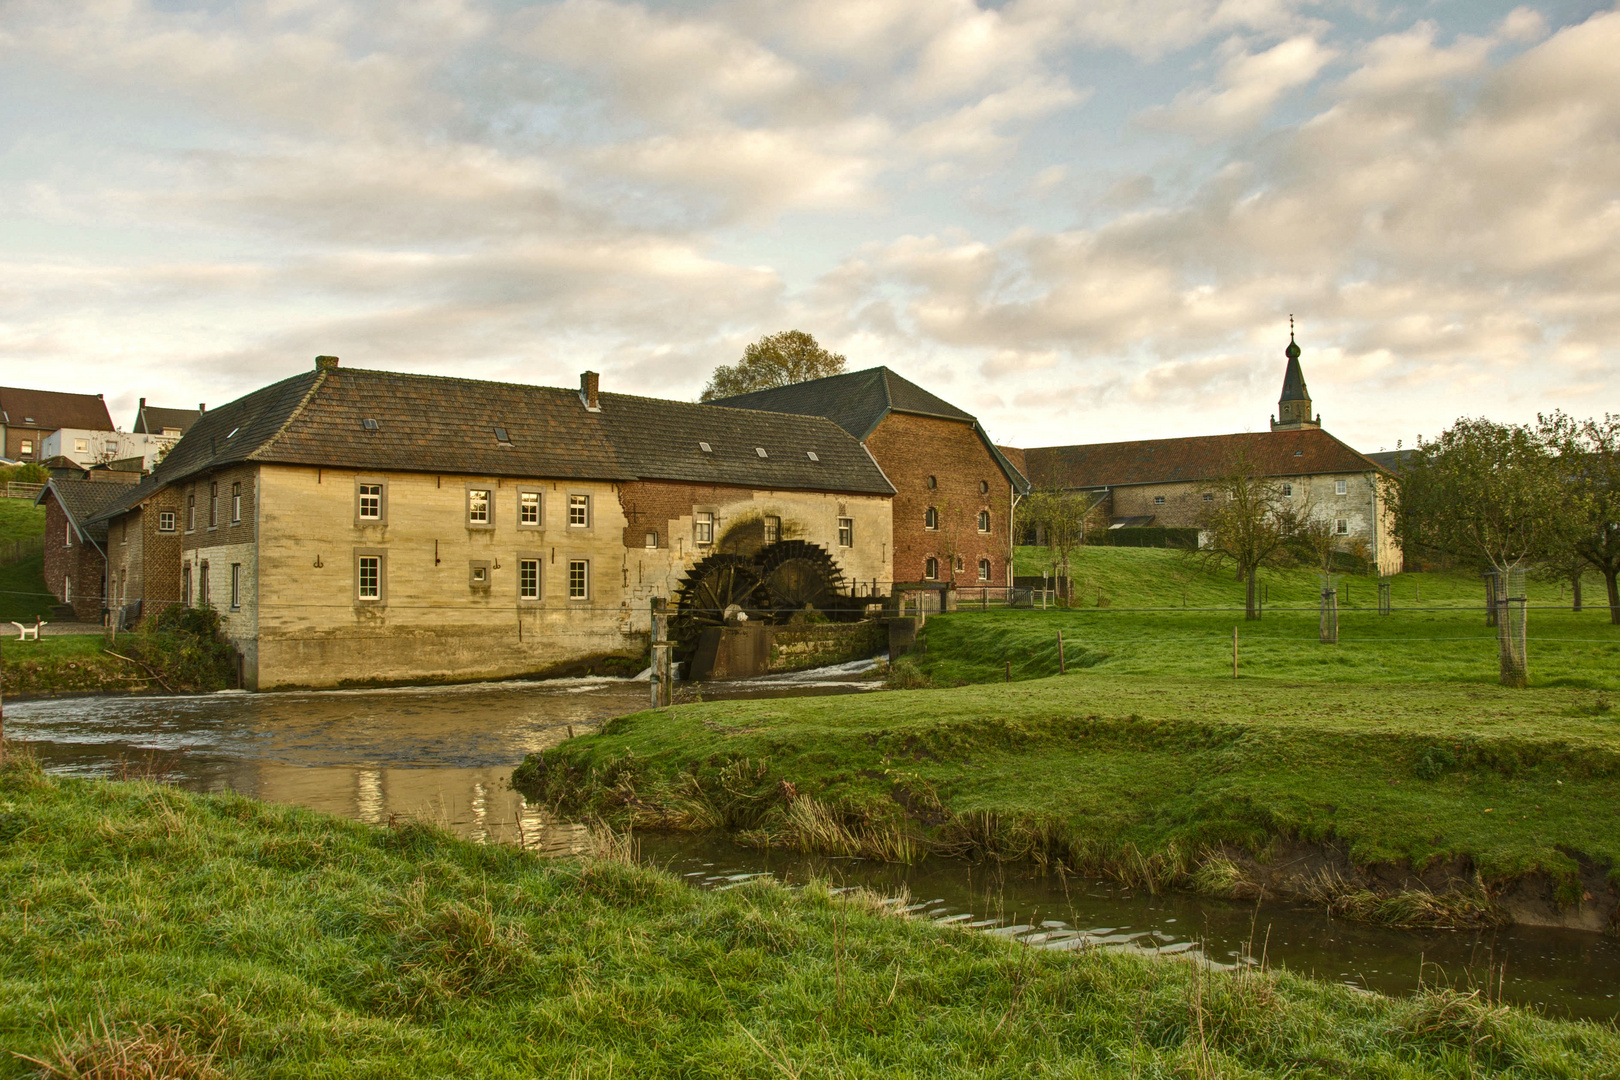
[42,428,175,470]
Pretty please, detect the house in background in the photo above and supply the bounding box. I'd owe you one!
[1017,334,1403,576]
[0,387,113,463]
[40,428,173,471]
[708,367,1030,587]
[132,399,205,440]
[98,357,895,689]
[36,474,141,622]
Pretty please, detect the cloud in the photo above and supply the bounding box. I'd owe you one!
[1140,34,1337,136]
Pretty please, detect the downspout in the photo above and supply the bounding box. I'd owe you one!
[1007,482,1020,586]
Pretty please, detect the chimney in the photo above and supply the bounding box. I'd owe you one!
[198,403,207,413]
[580,371,601,412]
[316,355,340,371]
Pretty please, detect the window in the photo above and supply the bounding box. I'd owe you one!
[187,493,195,531]
[698,441,712,453]
[1281,483,1293,497]
[519,558,541,600]
[568,494,589,528]
[63,575,71,602]
[159,510,176,532]
[955,556,964,573]
[1335,479,1348,496]
[198,562,210,606]
[755,447,768,458]
[120,520,127,546]
[568,559,589,599]
[358,483,383,521]
[357,555,381,600]
[644,531,658,549]
[493,425,510,444]
[926,475,937,489]
[763,515,780,544]
[105,441,118,455]
[924,557,938,580]
[1202,493,1215,502]
[230,564,241,610]
[468,488,491,525]
[806,451,819,462]
[161,427,181,438]
[209,483,218,527]
[838,517,853,547]
[925,507,938,530]
[978,558,991,581]
[1153,495,1166,505]
[19,439,31,456]
[64,521,72,547]
[469,561,491,589]
[182,564,191,607]
[977,510,990,532]
[74,438,88,453]
[979,480,989,494]
[1335,518,1349,535]
[231,482,242,523]
[694,511,714,545]
[519,491,541,527]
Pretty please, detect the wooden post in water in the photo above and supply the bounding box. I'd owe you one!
[650,596,672,708]
[1057,630,1066,674]
[1232,626,1238,678]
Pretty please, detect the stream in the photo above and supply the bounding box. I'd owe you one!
[8,666,1618,1023]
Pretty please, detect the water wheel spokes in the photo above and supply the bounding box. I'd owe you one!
[756,540,846,620]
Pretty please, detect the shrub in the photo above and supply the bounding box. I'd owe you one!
[133,603,238,691]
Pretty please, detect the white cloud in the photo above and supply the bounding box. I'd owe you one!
[1141,34,1337,136]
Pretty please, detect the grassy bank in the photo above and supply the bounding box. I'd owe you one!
[0,635,152,698]
[4,754,1618,1078]
[514,676,1620,929]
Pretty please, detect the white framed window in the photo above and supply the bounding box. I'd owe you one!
[519,490,542,527]
[519,558,541,600]
[1335,518,1349,535]
[105,440,118,455]
[358,483,382,521]
[1282,483,1293,497]
[356,551,385,601]
[1335,479,1348,496]
[838,517,853,547]
[568,559,589,599]
[924,507,938,530]
[74,438,88,453]
[63,574,72,602]
[64,520,72,547]
[230,563,241,609]
[694,511,714,545]
[763,516,780,544]
[19,439,32,456]
[159,510,176,532]
[568,493,590,528]
[924,557,938,580]
[645,531,658,549]
[467,488,491,526]
[231,481,242,523]
[977,510,990,532]
[978,558,991,581]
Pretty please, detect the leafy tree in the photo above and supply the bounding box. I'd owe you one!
[1546,413,1620,625]
[1016,488,1096,604]
[1392,416,1581,685]
[1194,446,1302,620]
[700,330,847,401]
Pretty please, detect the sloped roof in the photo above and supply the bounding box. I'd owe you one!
[996,444,1028,478]
[134,403,203,435]
[1022,428,1392,490]
[709,366,1028,492]
[1279,353,1309,403]
[0,387,113,432]
[84,475,164,526]
[1363,449,1413,474]
[149,366,893,496]
[36,478,129,542]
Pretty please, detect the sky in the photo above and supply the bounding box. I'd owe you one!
[1,0,1616,453]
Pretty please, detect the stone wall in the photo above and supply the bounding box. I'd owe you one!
[768,621,887,673]
[866,412,1013,587]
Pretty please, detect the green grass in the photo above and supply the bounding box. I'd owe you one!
[0,553,54,623]
[4,755,1618,1079]
[0,633,150,698]
[0,499,45,545]
[516,676,1620,918]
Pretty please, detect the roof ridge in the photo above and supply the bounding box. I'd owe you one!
[242,369,328,464]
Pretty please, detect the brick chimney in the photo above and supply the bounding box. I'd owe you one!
[316,355,340,371]
[580,371,601,412]
[198,403,206,413]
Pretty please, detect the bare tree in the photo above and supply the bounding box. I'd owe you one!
[1019,488,1095,604]
[700,330,847,401]
[1194,446,1301,620]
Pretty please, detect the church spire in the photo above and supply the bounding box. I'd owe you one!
[1271,316,1320,431]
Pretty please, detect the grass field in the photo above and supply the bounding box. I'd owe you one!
[0,498,44,544]
[0,499,51,623]
[4,754,1617,1079]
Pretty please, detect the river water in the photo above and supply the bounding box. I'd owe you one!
[8,669,1618,1023]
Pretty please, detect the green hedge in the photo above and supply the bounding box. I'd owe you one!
[1085,526,1200,549]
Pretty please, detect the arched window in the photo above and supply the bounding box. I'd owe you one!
[954,556,964,572]
[977,510,990,532]
[978,559,991,580]
[924,507,938,529]
[924,557,938,580]
[926,475,937,489]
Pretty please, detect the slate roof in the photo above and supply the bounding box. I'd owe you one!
[36,478,130,542]
[1279,353,1309,403]
[1363,449,1414,474]
[133,403,203,435]
[708,366,1029,492]
[1022,428,1392,491]
[0,387,113,432]
[147,366,894,497]
[84,475,164,527]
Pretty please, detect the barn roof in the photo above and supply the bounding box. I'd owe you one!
[1022,428,1391,490]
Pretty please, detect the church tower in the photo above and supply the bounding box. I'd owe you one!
[1270,318,1319,431]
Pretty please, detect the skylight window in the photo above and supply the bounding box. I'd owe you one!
[755,447,768,458]
[806,451,819,462]
[362,418,380,432]
[698,441,712,453]
[226,427,239,439]
[1294,450,1303,456]
[494,425,511,443]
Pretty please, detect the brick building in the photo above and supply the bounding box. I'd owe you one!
[37,476,141,621]
[709,367,1030,587]
[97,358,894,689]
[0,386,114,463]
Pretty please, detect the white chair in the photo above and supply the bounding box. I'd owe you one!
[11,620,45,641]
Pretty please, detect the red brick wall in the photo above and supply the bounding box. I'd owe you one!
[42,495,106,621]
[865,413,1013,586]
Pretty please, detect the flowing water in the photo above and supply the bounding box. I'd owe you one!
[8,667,1619,1022]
